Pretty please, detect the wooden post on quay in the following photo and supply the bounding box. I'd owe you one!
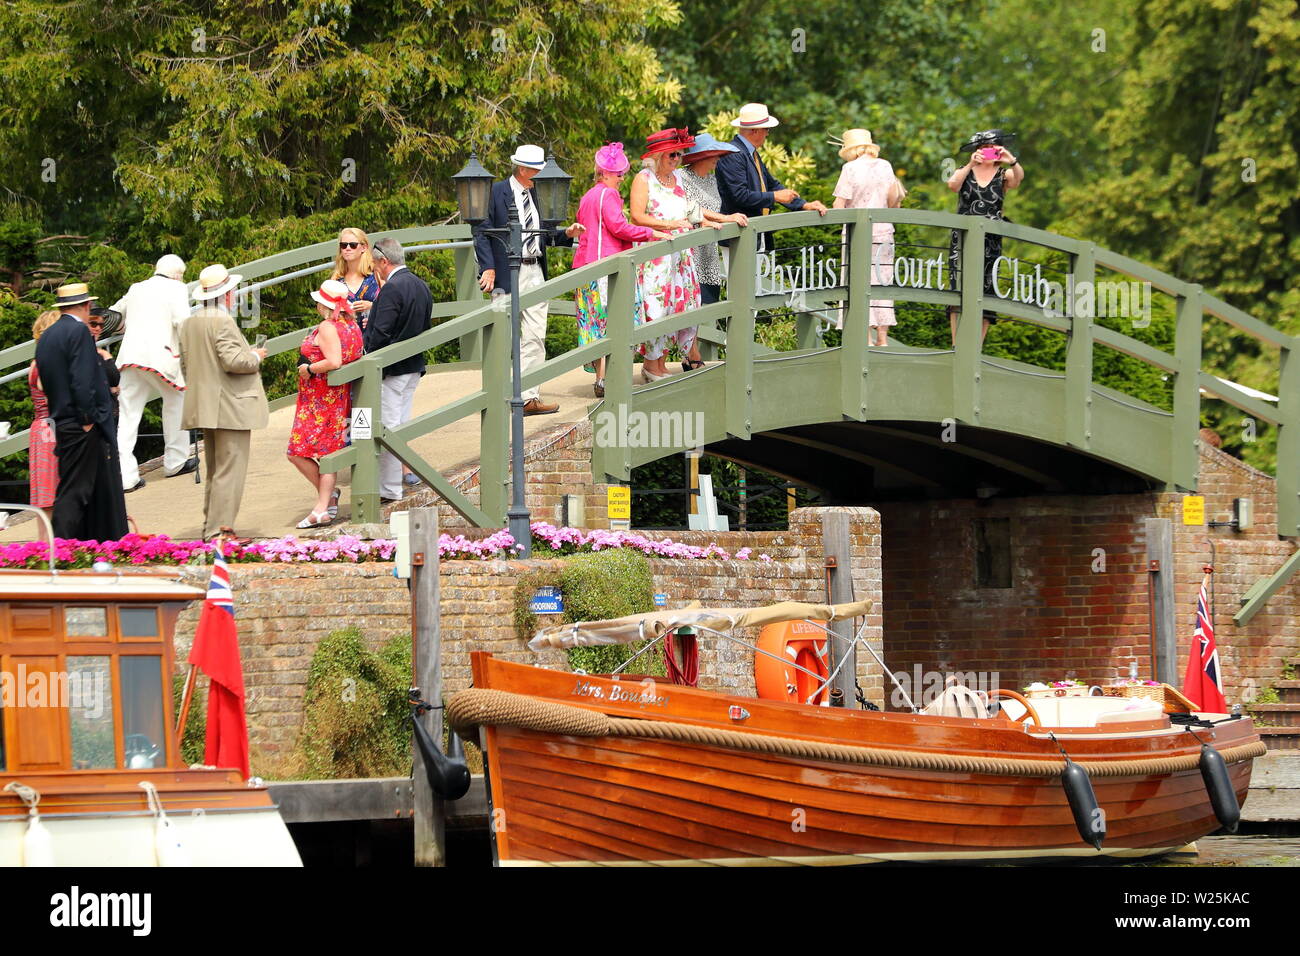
[821,511,856,705]
[410,507,445,867]
[1145,518,1177,683]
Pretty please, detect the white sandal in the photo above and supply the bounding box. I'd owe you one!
[297,509,333,529]
[327,489,341,520]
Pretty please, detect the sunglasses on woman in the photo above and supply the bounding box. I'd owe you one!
[667,152,684,159]
[339,241,363,250]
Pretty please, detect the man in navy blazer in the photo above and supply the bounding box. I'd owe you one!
[365,237,434,502]
[472,144,584,415]
[717,103,828,226]
[33,282,127,540]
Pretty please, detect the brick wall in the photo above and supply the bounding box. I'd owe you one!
[173,507,884,773]
[877,442,1299,707]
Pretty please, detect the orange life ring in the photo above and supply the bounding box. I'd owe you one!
[754,620,831,706]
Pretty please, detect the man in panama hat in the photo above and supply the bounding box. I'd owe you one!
[472,143,585,415]
[716,103,828,225]
[34,282,128,540]
[178,264,268,539]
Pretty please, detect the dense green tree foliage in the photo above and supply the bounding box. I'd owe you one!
[0,0,1293,501]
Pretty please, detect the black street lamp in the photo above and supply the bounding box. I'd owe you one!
[452,150,574,557]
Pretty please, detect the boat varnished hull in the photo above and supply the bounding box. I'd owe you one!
[471,654,1259,866]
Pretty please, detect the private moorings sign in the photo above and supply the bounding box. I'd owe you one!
[752,243,1151,322]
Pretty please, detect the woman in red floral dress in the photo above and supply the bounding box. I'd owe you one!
[27,310,61,514]
[287,279,364,527]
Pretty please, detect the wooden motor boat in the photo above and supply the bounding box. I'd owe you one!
[450,600,1264,866]
[0,526,300,866]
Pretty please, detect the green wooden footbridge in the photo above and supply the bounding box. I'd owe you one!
[3,210,1296,570]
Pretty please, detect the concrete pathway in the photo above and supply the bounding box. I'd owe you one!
[4,365,605,542]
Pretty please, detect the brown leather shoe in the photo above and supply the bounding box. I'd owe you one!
[522,398,559,415]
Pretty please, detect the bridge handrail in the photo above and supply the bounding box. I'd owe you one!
[6,208,1297,535]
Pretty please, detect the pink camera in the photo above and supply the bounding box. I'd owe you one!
[978,146,1001,161]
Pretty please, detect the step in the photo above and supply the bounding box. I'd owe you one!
[1261,728,1300,751]
[1275,680,1300,703]
[1248,702,1300,726]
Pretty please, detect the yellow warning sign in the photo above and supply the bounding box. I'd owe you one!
[607,486,631,520]
[1182,495,1205,526]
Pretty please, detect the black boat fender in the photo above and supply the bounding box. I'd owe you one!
[1061,758,1105,850]
[412,714,472,801]
[1198,743,1240,833]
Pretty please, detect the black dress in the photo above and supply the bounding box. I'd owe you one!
[948,167,1006,322]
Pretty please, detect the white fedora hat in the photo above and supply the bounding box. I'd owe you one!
[509,144,546,170]
[731,103,780,129]
[310,278,356,316]
[192,263,243,301]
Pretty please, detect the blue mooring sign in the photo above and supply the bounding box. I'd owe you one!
[654,593,668,607]
[529,586,564,615]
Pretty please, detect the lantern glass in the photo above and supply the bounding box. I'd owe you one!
[532,152,573,225]
[452,153,495,223]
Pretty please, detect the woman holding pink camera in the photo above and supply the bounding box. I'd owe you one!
[946,129,1023,343]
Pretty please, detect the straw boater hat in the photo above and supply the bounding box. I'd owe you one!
[310,278,356,320]
[682,133,739,165]
[509,144,546,170]
[831,129,878,161]
[192,263,243,301]
[54,283,97,308]
[642,128,695,160]
[730,103,780,129]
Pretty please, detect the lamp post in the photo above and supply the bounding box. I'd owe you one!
[451,150,573,558]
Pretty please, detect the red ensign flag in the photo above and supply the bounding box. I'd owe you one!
[1182,571,1227,713]
[188,544,250,778]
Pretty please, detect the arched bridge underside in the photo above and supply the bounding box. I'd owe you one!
[613,346,1171,503]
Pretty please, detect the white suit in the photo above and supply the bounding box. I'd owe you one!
[110,274,193,487]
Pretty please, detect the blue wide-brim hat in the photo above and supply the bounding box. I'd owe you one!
[683,132,740,164]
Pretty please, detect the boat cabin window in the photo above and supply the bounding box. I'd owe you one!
[65,606,108,637]
[68,656,116,769]
[1,601,172,773]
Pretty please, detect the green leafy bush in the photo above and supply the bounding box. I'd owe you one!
[293,628,412,780]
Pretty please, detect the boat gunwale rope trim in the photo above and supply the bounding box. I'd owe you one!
[447,688,1266,779]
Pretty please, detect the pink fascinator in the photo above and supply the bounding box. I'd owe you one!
[594,142,630,175]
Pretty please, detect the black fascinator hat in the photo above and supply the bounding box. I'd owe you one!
[957,128,1017,155]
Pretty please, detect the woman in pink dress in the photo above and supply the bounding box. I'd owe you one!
[572,143,671,397]
[287,279,364,528]
[832,129,906,347]
[27,310,60,514]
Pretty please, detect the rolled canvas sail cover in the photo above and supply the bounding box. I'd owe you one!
[528,599,872,651]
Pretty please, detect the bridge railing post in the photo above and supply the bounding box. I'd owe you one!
[839,210,871,421]
[351,366,383,524]
[725,227,759,441]
[1280,343,1300,536]
[1172,285,1203,492]
[478,295,511,524]
[1064,244,1096,449]
[594,259,636,483]
[953,218,985,424]
[454,246,485,364]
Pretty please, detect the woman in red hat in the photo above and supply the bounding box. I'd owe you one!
[628,128,724,381]
[286,279,365,527]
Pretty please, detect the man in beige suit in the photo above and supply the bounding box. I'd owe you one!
[179,264,268,539]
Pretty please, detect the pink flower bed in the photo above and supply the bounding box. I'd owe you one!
[0,524,771,569]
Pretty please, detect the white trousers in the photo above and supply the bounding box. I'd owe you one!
[492,262,549,402]
[117,367,190,487]
[379,372,421,499]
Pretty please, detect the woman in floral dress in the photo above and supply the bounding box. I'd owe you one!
[628,128,725,381]
[287,279,364,528]
[27,310,60,515]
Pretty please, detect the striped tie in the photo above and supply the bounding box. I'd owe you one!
[520,189,540,256]
[753,149,770,215]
